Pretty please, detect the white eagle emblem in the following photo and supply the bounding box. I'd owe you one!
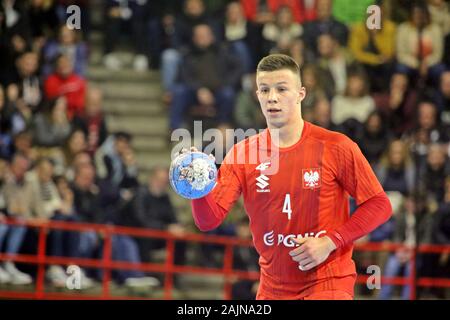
[303,169,320,189]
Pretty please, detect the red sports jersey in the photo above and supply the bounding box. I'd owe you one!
[207,121,385,299]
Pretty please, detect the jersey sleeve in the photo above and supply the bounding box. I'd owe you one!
[333,136,384,205]
[210,146,243,212]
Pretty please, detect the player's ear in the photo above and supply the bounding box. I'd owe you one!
[297,86,306,103]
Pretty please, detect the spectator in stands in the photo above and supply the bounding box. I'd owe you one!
[316,33,361,96]
[332,0,375,25]
[301,64,328,119]
[103,0,150,72]
[427,0,450,36]
[311,98,338,132]
[376,139,415,196]
[42,25,88,77]
[0,85,14,160]
[133,167,187,268]
[7,51,43,114]
[220,1,259,74]
[0,0,31,87]
[169,24,242,131]
[65,151,92,182]
[63,129,87,169]
[0,153,32,285]
[379,196,416,300]
[32,97,71,148]
[373,73,418,137]
[12,130,38,164]
[27,0,59,53]
[97,132,138,191]
[231,216,259,300]
[331,73,375,127]
[431,176,450,288]
[261,5,302,56]
[418,144,448,203]
[433,71,450,119]
[73,87,108,156]
[358,111,393,167]
[160,0,213,94]
[349,4,396,92]
[44,54,86,120]
[396,2,446,87]
[303,0,348,55]
[7,82,32,135]
[233,73,265,130]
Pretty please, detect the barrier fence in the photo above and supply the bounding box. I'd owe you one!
[0,218,448,300]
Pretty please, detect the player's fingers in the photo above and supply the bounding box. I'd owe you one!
[299,260,316,271]
[298,257,314,268]
[291,251,310,263]
[289,238,309,256]
[190,146,199,152]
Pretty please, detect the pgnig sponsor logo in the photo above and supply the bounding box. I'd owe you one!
[263,230,327,247]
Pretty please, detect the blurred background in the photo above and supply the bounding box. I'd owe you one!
[0,0,449,300]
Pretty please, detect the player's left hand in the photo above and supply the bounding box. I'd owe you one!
[289,236,337,271]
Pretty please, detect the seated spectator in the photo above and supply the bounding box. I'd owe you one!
[7,51,43,114]
[303,0,348,55]
[11,130,38,164]
[42,25,88,77]
[396,2,446,87]
[0,153,32,285]
[417,143,448,202]
[220,1,259,74]
[103,0,150,72]
[373,73,418,137]
[32,97,72,148]
[311,98,338,132]
[376,139,415,196]
[169,24,242,131]
[27,0,59,52]
[65,151,93,182]
[96,132,138,191]
[63,129,88,169]
[23,158,93,288]
[0,0,31,87]
[0,85,14,160]
[300,64,328,118]
[261,6,302,56]
[433,71,450,124]
[160,0,214,93]
[349,5,396,92]
[316,33,362,96]
[379,196,416,300]
[231,216,259,300]
[427,0,450,36]
[72,87,108,156]
[233,73,265,130]
[358,111,393,167]
[331,73,375,126]
[430,176,450,289]
[44,54,86,120]
[132,167,187,269]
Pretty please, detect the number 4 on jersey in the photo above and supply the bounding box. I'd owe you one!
[282,194,292,220]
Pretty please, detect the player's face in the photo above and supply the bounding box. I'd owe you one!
[256,69,305,128]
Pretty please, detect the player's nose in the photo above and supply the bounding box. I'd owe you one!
[267,88,278,104]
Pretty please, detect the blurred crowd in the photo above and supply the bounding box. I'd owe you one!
[0,0,449,299]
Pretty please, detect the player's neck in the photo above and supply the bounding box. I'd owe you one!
[269,118,304,148]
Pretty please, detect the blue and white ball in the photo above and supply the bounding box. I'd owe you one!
[169,151,217,199]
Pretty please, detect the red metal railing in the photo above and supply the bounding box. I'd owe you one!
[0,218,448,300]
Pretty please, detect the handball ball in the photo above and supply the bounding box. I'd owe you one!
[169,151,217,199]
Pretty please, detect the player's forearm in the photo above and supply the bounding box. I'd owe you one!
[328,192,393,249]
[191,193,227,231]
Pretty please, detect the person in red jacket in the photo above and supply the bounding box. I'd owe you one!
[44,54,86,119]
[176,54,393,300]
